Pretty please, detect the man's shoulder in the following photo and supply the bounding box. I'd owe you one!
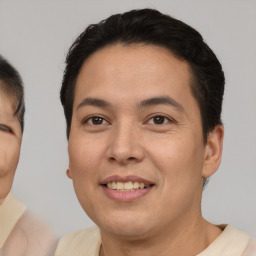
[55,226,101,256]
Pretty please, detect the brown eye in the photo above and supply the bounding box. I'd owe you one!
[91,117,104,125]
[148,115,170,125]
[153,116,166,124]
[84,116,109,126]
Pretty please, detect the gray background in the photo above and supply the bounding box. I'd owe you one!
[0,0,255,237]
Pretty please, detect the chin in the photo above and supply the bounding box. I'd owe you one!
[103,223,153,240]
[94,210,156,240]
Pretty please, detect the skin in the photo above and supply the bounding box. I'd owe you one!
[67,44,224,256]
[0,88,22,204]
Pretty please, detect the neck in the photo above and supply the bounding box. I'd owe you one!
[99,217,222,256]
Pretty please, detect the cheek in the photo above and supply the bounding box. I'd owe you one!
[146,137,205,217]
[0,144,20,177]
[0,142,20,199]
[68,136,104,184]
[68,137,106,219]
[147,134,205,189]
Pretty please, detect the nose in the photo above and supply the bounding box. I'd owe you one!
[107,123,145,165]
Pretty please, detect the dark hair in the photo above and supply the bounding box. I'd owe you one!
[0,55,25,131]
[61,8,225,141]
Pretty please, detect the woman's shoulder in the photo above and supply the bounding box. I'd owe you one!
[243,239,256,256]
[1,196,57,256]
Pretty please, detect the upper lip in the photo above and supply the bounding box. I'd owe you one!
[100,175,154,185]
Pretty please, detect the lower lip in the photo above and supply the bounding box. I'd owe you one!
[101,186,153,202]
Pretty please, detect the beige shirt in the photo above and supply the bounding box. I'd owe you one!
[55,225,256,256]
[0,193,57,256]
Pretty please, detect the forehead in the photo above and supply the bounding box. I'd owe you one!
[75,44,193,101]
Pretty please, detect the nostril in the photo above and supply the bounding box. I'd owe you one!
[109,156,137,162]
[109,157,115,162]
[128,157,136,161]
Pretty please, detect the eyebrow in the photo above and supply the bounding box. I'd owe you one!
[77,98,112,110]
[76,96,184,112]
[138,96,184,111]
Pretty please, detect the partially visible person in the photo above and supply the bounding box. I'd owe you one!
[0,55,57,256]
[55,9,256,256]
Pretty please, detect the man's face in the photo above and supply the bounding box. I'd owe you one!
[0,89,22,203]
[68,44,222,239]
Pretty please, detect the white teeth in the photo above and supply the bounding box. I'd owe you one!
[112,181,117,189]
[134,182,140,189]
[106,181,150,191]
[116,182,124,190]
[124,181,133,190]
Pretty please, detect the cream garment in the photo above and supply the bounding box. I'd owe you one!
[0,193,57,256]
[55,225,256,256]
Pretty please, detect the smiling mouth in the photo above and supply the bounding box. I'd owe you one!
[103,181,153,191]
[101,176,154,201]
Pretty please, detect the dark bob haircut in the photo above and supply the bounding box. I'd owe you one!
[61,8,225,142]
[0,55,25,131]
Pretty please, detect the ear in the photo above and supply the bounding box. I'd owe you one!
[66,166,73,179]
[202,125,224,178]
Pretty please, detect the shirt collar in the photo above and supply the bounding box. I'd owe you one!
[197,224,250,256]
[0,193,26,247]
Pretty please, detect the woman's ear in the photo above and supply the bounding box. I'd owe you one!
[66,166,73,179]
[202,125,224,178]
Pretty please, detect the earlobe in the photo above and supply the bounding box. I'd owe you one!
[66,167,73,179]
[202,125,224,178]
